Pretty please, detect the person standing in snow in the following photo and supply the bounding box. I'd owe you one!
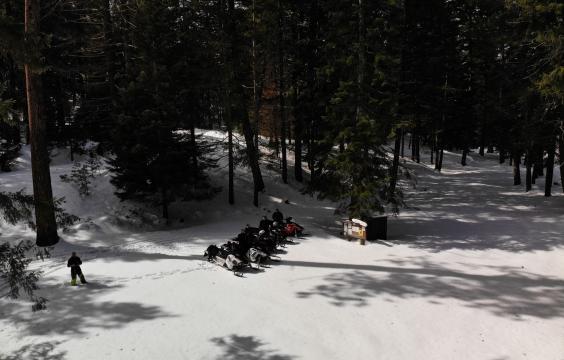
[272,209,284,223]
[67,252,87,286]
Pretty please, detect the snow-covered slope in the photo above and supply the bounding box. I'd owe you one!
[1,141,563,360]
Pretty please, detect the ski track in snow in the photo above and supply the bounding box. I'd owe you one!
[1,144,564,360]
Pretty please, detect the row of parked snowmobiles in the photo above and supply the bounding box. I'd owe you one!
[204,211,305,276]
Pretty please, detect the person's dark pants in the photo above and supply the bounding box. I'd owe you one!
[70,266,86,284]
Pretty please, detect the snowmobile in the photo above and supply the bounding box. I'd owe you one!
[269,222,289,247]
[234,232,280,264]
[282,217,305,238]
[204,244,245,276]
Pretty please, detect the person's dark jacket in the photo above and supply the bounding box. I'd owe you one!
[67,255,82,268]
[259,218,273,231]
[272,210,284,222]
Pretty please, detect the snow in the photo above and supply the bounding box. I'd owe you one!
[1,143,564,360]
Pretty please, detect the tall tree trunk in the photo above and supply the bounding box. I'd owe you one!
[389,131,402,196]
[278,0,287,184]
[228,125,234,204]
[434,140,440,170]
[461,148,468,166]
[356,0,365,124]
[221,0,234,204]
[537,152,544,176]
[479,119,486,156]
[532,145,540,183]
[415,135,421,164]
[293,82,303,182]
[437,73,448,170]
[102,0,115,87]
[306,0,318,184]
[400,129,405,157]
[545,138,555,197]
[559,132,564,193]
[558,133,564,192]
[430,134,434,165]
[25,0,58,247]
[252,0,259,150]
[525,149,532,192]
[190,121,198,173]
[54,79,66,141]
[513,150,521,185]
[228,0,264,206]
[308,125,315,182]
[438,148,444,172]
[291,8,302,183]
[245,115,265,207]
[411,132,420,163]
[534,150,544,177]
[411,132,415,160]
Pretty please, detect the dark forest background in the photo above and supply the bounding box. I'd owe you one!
[0,0,562,223]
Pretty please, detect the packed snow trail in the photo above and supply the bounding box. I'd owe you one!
[1,146,564,360]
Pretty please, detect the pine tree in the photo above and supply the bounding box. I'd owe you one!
[109,1,217,219]
[0,240,46,311]
[309,0,404,216]
[24,0,59,246]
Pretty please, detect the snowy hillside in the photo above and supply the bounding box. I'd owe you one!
[1,140,564,360]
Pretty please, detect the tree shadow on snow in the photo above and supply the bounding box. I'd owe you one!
[211,335,296,360]
[0,341,66,360]
[2,281,175,336]
[389,218,564,252]
[390,162,564,252]
[288,258,564,319]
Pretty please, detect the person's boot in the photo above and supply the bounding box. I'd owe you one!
[71,278,77,286]
[80,275,87,284]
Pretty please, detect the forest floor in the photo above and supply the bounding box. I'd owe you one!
[1,138,564,360]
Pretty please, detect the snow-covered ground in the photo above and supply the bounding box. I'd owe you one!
[1,142,564,360]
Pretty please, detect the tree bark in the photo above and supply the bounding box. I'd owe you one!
[545,138,555,197]
[102,0,115,88]
[293,80,303,182]
[400,129,405,157]
[512,150,521,185]
[220,0,234,205]
[306,0,318,184]
[429,136,437,165]
[534,150,544,177]
[190,121,198,173]
[434,140,440,170]
[389,131,402,196]
[411,131,415,160]
[308,125,315,183]
[356,0,365,125]
[461,148,468,166]
[278,0,287,184]
[228,125,234,204]
[479,119,486,157]
[291,8,302,184]
[416,137,420,163]
[438,148,444,172]
[525,150,532,192]
[228,0,264,206]
[25,0,59,247]
[559,133,564,194]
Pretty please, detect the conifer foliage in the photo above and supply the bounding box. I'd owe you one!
[0,0,562,222]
